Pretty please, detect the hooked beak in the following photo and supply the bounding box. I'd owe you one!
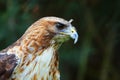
[70,27,78,44]
[60,25,78,44]
[67,26,78,44]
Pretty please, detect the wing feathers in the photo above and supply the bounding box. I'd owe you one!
[0,53,18,80]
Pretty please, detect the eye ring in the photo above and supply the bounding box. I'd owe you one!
[56,22,66,30]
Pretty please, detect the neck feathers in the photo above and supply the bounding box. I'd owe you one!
[19,27,55,54]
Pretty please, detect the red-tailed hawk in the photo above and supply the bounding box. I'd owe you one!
[0,17,78,80]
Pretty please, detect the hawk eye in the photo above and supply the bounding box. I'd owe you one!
[56,22,66,30]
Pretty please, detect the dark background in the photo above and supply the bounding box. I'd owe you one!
[0,0,120,80]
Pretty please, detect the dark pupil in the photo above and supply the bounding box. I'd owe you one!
[56,22,66,30]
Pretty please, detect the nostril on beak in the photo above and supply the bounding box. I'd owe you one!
[72,30,74,33]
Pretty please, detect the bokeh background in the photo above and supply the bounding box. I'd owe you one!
[0,0,120,80]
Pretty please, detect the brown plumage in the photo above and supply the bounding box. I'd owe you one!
[0,16,78,80]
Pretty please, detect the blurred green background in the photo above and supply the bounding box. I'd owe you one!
[0,0,120,80]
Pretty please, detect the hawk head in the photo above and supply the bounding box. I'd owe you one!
[20,16,78,53]
[42,17,78,44]
[38,17,78,43]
